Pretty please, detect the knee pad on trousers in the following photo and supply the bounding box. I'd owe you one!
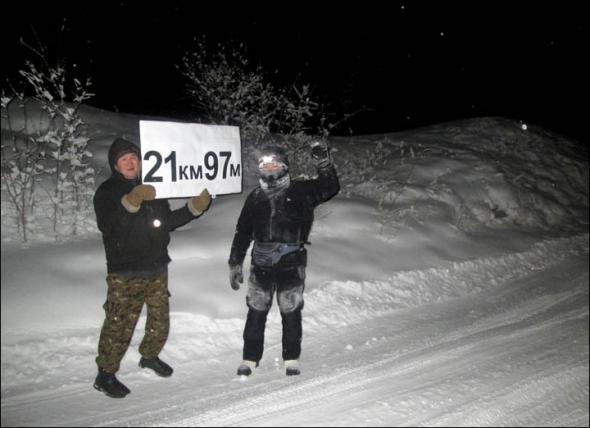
[278,285,304,313]
[246,285,273,312]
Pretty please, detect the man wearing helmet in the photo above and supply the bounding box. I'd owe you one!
[228,141,340,376]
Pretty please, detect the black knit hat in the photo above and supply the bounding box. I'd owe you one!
[108,138,141,172]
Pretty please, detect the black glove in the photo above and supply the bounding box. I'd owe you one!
[229,264,243,290]
[311,140,332,168]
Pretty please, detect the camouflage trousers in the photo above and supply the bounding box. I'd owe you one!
[96,272,170,374]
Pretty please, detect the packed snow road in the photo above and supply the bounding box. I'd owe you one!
[2,234,588,427]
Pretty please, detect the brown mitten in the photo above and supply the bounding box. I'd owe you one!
[123,184,156,212]
[188,188,212,216]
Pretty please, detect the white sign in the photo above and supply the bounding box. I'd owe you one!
[139,120,242,199]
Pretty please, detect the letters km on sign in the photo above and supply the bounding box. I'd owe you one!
[139,120,242,199]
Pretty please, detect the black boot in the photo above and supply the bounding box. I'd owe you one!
[139,356,173,377]
[237,360,259,376]
[284,359,301,376]
[93,369,130,398]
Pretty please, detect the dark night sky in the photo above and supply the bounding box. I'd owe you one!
[2,2,588,141]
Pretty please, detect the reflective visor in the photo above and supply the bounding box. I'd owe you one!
[258,155,283,168]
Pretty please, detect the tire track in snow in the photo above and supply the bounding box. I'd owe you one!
[448,367,589,427]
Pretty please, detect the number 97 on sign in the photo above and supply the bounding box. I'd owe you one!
[143,150,241,183]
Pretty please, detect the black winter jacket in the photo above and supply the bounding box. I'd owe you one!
[229,165,340,268]
[94,173,196,274]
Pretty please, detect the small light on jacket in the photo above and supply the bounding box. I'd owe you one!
[153,219,162,228]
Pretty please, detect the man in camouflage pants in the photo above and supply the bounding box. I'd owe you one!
[96,273,170,374]
[93,137,212,398]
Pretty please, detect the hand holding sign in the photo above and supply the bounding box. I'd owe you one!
[189,188,212,216]
[127,184,156,207]
[140,121,242,199]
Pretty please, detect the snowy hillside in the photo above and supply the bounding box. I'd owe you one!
[1,105,588,426]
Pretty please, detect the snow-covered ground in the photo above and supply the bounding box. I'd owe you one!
[1,106,588,426]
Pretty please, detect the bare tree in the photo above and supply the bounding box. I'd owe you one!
[1,93,48,242]
[1,37,95,242]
